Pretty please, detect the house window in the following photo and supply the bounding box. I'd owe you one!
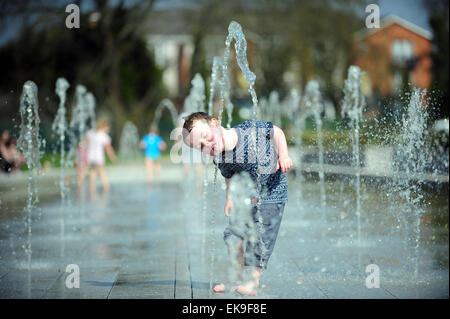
[391,40,414,64]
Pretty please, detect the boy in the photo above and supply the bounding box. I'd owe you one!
[85,119,117,198]
[140,125,166,185]
[182,112,293,296]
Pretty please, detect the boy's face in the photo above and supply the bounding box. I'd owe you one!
[189,119,223,156]
[100,125,110,133]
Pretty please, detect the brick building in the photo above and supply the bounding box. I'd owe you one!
[353,14,432,96]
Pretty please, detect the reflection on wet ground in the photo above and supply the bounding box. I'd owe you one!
[0,170,448,299]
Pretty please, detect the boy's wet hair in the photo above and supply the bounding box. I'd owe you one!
[182,112,212,144]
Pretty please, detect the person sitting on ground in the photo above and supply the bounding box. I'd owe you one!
[182,112,293,296]
[140,125,166,185]
[85,119,117,198]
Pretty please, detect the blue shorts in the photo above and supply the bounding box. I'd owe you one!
[145,154,161,160]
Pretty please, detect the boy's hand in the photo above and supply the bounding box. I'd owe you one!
[224,199,234,216]
[277,155,293,173]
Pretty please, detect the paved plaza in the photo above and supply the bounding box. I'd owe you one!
[0,164,448,299]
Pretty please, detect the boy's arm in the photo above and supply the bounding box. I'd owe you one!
[159,139,167,151]
[105,144,117,164]
[273,125,293,173]
[224,178,233,216]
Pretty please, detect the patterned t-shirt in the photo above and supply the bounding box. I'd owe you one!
[216,120,288,204]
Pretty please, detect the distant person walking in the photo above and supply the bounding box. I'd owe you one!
[85,119,117,198]
[140,125,166,185]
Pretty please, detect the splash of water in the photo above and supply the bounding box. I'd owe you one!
[119,121,140,161]
[153,98,179,128]
[52,78,70,257]
[286,89,300,120]
[52,78,70,202]
[269,91,281,127]
[208,57,234,126]
[70,85,88,137]
[85,92,96,130]
[302,81,326,207]
[227,172,258,284]
[259,97,269,121]
[393,88,429,279]
[183,73,206,114]
[208,21,265,295]
[67,85,88,167]
[286,89,303,201]
[342,66,365,246]
[16,80,41,298]
[208,57,222,116]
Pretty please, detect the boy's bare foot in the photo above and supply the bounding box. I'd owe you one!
[235,269,261,296]
[213,283,226,293]
[235,280,259,296]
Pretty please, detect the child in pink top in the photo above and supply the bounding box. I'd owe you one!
[85,119,117,198]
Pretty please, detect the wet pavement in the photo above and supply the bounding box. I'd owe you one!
[0,164,448,299]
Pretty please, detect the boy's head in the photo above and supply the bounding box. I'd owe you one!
[149,125,159,134]
[97,119,110,132]
[182,112,222,155]
[1,130,10,142]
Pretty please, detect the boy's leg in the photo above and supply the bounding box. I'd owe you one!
[235,267,262,296]
[79,164,88,188]
[236,203,285,295]
[77,164,83,186]
[89,165,97,199]
[213,223,248,293]
[98,165,110,193]
[155,160,161,180]
[213,236,244,293]
[145,158,153,184]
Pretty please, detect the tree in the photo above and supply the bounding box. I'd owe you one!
[0,0,166,145]
[189,0,366,99]
[424,0,449,119]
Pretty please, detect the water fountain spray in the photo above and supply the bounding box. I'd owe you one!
[70,85,89,137]
[341,66,365,246]
[85,92,96,130]
[67,85,88,167]
[286,89,303,201]
[394,88,429,279]
[52,78,70,203]
[16,80,41,297]
[208,58,235,128]
[302,81,326,207]
[152,98,179,129]
[52,78,70,257]
[119,121,140,161]
[269,91,281,127]
[227,172,258,284]
[183,73,206,114]
[208,20,266,295]
[208,57,223,117]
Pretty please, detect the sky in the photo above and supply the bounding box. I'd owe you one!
[378,0,431,32]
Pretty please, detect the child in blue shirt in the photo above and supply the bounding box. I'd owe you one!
[140,125,166,185]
